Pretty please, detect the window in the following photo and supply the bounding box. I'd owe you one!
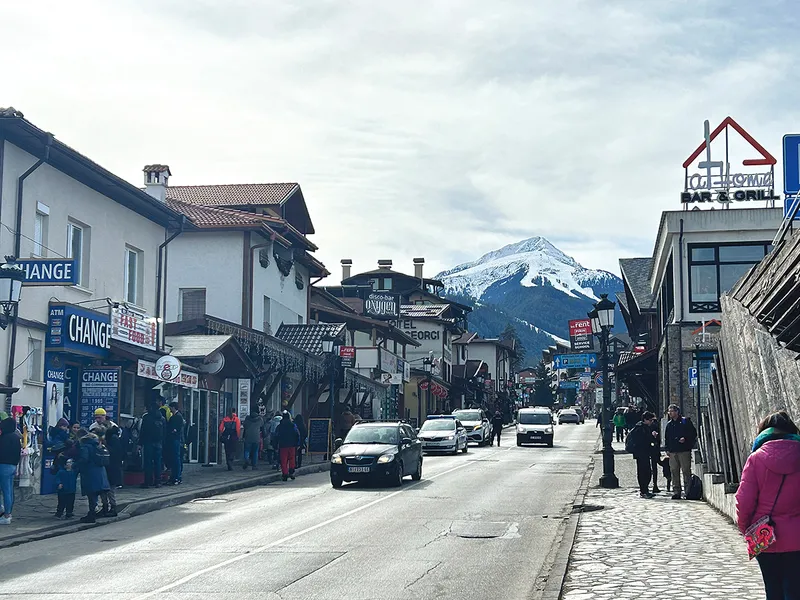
[298,315,304,324]
[688,243,770,312]
[263,296,271,333]
[33,203,49,257]
[124,247,142,305]
[180,288,206,320]
[120,372,135,417]
[382,278,393,290]
[67,221,89,286]
[26,338,43,382]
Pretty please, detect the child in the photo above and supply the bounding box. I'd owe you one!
[658,455,672,493]
[54,457,77,519]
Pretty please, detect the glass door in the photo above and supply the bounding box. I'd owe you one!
[189,390,200,463]
[198,390,209,465]
[208,391,219,465]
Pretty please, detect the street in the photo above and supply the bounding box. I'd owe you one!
[0,424,597,600]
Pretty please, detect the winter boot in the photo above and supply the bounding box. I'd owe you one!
[80,512,96,524]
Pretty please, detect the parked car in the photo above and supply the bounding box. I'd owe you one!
[330,421,422,488]
[516,408,555,447]
[451,409,491,445]
[418,416,468,454]
[558,409,581,425]
[573,407,585,423]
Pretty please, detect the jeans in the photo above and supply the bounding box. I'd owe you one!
[170,439,183,482]
[635,457,652,495]
[56,492,75,516]
[615,426,624,442]
[224,441,237,467]
[669,451,692,496]
[650,454,660,488]
[0,464,15,515]
[756,551,800,600]
[142,443,163,486]
[243,443,259,468]
[492,429,502,446]
[88,491,99,513]
[279,447,296,476]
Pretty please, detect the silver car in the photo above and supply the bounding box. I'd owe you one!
[558,409,581,424]
[418,417,468,454]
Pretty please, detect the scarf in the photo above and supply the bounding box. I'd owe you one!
[752,427,800,453]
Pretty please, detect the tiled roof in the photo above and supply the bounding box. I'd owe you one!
[274,323,346,355]
[165,335,233,358]
[619,257,655,311]
[144,164,171,174]
[166,183,299,207]
[166,198,283,229]
[400,304,449,319]
[0,107,24,118]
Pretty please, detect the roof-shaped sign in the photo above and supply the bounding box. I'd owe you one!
[683,116,777,169]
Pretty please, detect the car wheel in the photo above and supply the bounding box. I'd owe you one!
[393,462,404,487]
[516,440,522,447]
[330,473,343,488]
[462,442,468,453]
[547,440,554,448]
[412,458,422,481]
[452,442,459,455]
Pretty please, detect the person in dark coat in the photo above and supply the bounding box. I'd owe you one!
[54,455,78,519]
[276,412,300,481]
[241,411,264,470]
[139,402,166,488]
[0,417,21,525]
[167,401,185,485]
[627,411,658,498]
[491,411,504,446]
[294,414,308,469]
[99,425,123,517]
[665,404,698,499]
[649,417,663,494]
[76,432,110,523]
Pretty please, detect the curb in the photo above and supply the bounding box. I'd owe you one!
[0,462,330,549]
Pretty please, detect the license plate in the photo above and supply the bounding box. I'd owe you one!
[530,435,542,439]
[347,466,370,473]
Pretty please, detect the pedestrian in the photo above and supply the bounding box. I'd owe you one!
[276,411,300,481]
[491,410,504,446]
[99,425,123,517]
[626,411,658,498]
[76,431,110,523]
[167,401,185,485]
[89,408,117,437]
[595,409,602,428]
[0,417,22,525]
[665,404,697,500]
[48,417,71,450]
[139,402,166,488]
[649,416,662,494]
[294,414,308,468]
[54,456,77,519]
[613,409,626,442]
[219,408,241,471]
[268,413,282,469]
[624,405,638,434]
[242,410,263,470]
[735,410,800,599]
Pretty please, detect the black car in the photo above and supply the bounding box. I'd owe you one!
[330,422,423,488]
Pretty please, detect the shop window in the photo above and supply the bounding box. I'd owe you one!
[26,338,42,382]
[124,246,143,305]
[688,243,770,312]
[67,220,90,287]
[120,371,135,417]
[33,203,49,257]
[179,288,206,320]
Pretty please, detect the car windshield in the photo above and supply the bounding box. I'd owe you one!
[519,413,551,425]
[344,426,399,445]
[420,420,455,431]
[453,411,480,422]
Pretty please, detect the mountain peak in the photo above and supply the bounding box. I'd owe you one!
[479,236,579,267]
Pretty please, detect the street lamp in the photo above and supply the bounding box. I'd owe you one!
[0,258,25,330]
[422,355,433,421]
[321,333,340,456]
[589,294,619,489]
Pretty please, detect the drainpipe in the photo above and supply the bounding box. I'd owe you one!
[155,216,185,351]
[677,218,685,413]
[6,136,52,409]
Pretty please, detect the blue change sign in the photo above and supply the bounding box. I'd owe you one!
[16,259,76,286]
[46,303,111,358]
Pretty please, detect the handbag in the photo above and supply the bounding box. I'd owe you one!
[744,475,786,560]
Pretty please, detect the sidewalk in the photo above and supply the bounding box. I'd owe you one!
[0,457,329,549]
[561,440,764,600]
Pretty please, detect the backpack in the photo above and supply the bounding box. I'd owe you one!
[625,425,641,455]
[94,445,111,468]
[221,420,237,443]
[686,474,703,500]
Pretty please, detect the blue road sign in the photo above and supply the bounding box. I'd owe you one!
[559,381,579,389]
[553,353,598,370]
[785,195,800,220]
[688,366,698,388]
[784,134,800,195]
[594,373,603,386]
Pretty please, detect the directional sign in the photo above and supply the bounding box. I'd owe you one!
[594,373,603,386]
[785,195,800,220]
[688,366,698,388]
[559,381,579,389]
[783,134,800,195]
[553,353,598,370]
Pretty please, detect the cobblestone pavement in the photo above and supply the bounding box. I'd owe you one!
[562,442,765,600]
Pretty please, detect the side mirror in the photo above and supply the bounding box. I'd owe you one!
[334,437,344,450]
[401,437,412,446]
[414,428,420,434]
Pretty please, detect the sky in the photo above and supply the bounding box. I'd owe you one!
[3,0,799,280]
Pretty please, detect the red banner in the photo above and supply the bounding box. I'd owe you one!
[569,319,592,336]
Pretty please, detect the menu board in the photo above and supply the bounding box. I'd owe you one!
[80,367,120,428]
[308,418,331,455]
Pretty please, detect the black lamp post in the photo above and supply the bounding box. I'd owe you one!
[589,294,619,489]
[0,259,25,330]
[321,334,340,455]
[422,355,433,422]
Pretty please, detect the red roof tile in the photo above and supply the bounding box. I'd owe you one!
[166,183,299,207]
[166,198,282,229]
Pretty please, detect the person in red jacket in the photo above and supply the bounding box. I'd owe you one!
[735,410,800,599]
[219,409,241,471]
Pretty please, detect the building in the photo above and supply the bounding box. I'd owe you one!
[617,208,783,423]
[452,332,517,419]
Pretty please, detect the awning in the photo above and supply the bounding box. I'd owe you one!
[165,334,258,380]
[616,348,658,410]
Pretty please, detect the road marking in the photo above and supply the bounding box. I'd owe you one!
[130,461,472,599]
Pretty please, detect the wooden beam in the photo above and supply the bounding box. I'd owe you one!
[286,378,307,411]
[260,373,283,405]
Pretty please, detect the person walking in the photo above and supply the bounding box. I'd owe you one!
[294,414,308,469]
[139,402,166,488]
[242,411,263,470]
[491,411,504,447]
[613,409,626,442]
[167,402,185,485]
[219,409,241,471]
[0,417,21,525]
[276,411,300,481]
[665,404,697,499]
[627,411,658,498]
[735,411,800,599]
[76,431,110,523]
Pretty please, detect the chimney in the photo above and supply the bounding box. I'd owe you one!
[143,164,171,203]
[378,259,392,270]
[341,259,352,282]
[413,257,425,279]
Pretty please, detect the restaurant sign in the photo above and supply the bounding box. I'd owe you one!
[137,359,198,388]
[111,305,157,351]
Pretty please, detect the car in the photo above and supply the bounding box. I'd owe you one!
[451,409,491,445]
[516,408,555,447]
[573,407,586,424]
[558,409,581,424]
[330,421,423,488]
[418,416,468,454]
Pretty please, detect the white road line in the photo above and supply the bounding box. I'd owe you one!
[130,461,473,600]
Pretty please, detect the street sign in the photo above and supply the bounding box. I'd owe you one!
[553,353,598,370]
[688,366,698,388]
[783,134,800,195]
[595,388,603,404]
[559,381,579,389]
[785,194,800,220]
[568,319,594,351]
[594,373,603,386]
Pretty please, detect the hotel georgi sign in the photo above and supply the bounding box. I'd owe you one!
[681,117,780,205]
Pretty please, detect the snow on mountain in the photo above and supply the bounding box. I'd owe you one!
[437,236,619,302]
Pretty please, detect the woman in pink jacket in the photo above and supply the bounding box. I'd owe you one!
[735,411,800,600]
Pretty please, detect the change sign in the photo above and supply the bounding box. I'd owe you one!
[569,319,594,351]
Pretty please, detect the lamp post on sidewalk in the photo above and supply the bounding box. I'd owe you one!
[589,294,619,489]
[422,355,433,423]
[321,334,340,456]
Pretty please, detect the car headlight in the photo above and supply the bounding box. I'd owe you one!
[331,455,343,464]
[473,425,482,431]
[445,435,454,441]
[517,426,525,433]
[377,453,396,463]
[545,427,553,434]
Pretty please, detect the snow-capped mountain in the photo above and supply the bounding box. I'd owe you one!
[437,237,625,356]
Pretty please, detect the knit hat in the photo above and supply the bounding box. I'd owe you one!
[94,408,106,416]
[57,418,70,428]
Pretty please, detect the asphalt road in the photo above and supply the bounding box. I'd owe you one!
[0,423,598,600]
